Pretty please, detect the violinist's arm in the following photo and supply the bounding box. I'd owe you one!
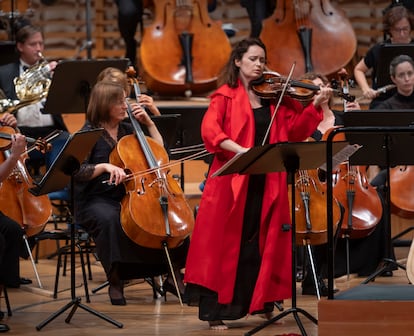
[354,58,378,100]
[0,133,26,182]
[219,139,249,154]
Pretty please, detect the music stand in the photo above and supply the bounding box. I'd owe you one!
[30,129,123,331]
[149,114,181,151]
[213,141,349,336]
[43,58,129,115]
[376,43,414,88]
[0,41,17,66]
[339,110,414,284]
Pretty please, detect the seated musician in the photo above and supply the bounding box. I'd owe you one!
[73,80,188,305]
[0,21,68,178]
[298,72,390,296]
[96,66,161,116]
[0,115,31,333]
[373,54,414,109]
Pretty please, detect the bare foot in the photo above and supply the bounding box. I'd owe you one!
[208,320,228,330]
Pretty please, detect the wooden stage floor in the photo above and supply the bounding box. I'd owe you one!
[0,244,411,335]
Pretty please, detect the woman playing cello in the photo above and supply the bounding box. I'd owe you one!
[73,80,188,305]
[184,38,331,330]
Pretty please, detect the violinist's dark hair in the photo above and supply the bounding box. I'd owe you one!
[383,5,414,36]
[389,54,414,76]
[217,37,267,88]
[87,81,125,126]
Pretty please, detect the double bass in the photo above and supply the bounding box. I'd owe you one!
[140,0,231,96]
[260,0,357,77]
[109,83,194,249]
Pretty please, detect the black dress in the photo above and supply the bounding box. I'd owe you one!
[186,103,273,321]
[74,121,189,280]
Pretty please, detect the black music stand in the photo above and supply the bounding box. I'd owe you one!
[376,44,414,88]
[0,41,17,66]
[43,58,129,115]
[341,110,414,283]
[149,114,181,151]
[30,129,123,331]
[213,141,349,336]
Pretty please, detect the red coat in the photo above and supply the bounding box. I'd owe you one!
[184,82,323,313]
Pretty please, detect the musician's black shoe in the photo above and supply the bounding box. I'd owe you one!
[380,270,393,277]
[0,311,4,320]
[20,277,32,285]
[0,323,9,333]
[302,276,339,296]
[162,281,188,303]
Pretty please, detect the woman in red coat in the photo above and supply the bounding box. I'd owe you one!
[184,38,331,330]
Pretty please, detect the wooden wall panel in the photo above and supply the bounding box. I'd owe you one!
[8,1,393,65]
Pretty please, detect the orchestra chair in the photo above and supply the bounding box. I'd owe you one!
[32,135,96,301]
[0,286,12,317]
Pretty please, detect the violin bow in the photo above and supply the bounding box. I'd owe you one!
[261,62,296,146]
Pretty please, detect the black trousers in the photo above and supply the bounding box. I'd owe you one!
[0,212,25,287]
[115,0,143,67]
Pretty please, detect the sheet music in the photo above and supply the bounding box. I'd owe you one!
[319,144,362,171]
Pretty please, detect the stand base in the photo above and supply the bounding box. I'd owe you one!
[361,258,406,284]
[36,297,123,331]
[244,307,317,336]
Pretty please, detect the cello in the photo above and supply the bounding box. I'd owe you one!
[293,167,342,246]
[0,126,52,237]
[109,82,194,250]
[139,0,231,96]
[389,166,414,218]
[323,128,383,239]
[259,0,357,77]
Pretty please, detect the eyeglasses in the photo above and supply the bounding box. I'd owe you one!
[391,26,411,33]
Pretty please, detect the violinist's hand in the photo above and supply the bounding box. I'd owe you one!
[313,86,332,108]
[138,94,161,116]
[0,113,17,128]
[9,133,26,158]
[345,101,361,111]
[362,87,379,100]
[106,163,127,186]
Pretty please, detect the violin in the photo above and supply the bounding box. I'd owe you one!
[0,126,45,151]
[0,126,53,237]
[250,72,355,102]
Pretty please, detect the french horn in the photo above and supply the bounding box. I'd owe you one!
[0,52,51,114]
